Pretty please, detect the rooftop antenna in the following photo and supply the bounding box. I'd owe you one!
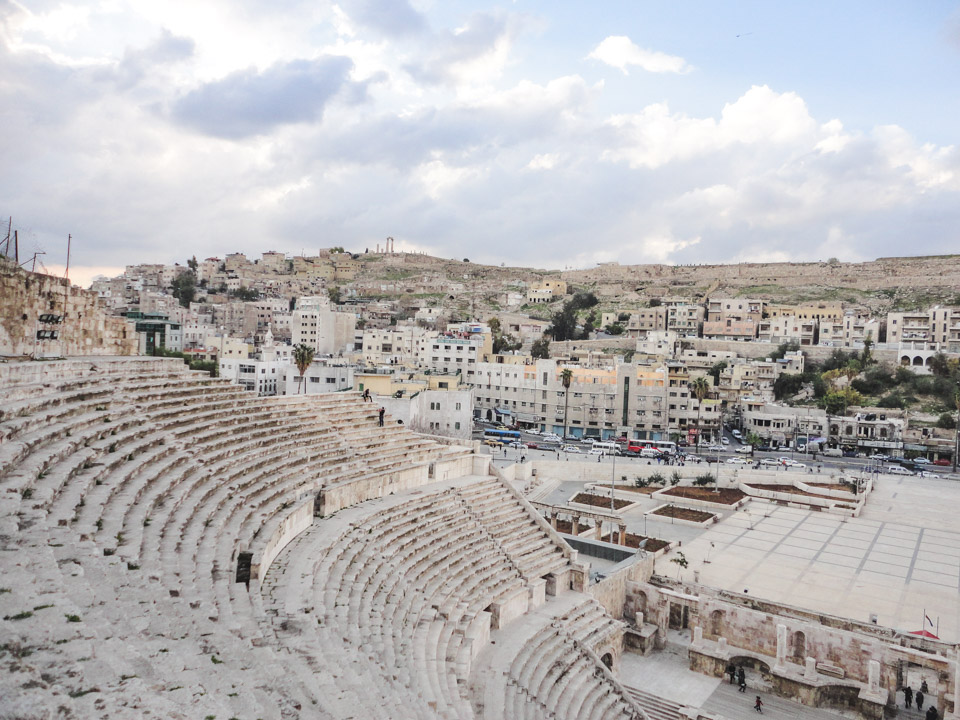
[64,234,71,280]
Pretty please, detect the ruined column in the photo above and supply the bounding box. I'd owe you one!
[868,660,880,693]
[692,626,703,647]
[635,611,645,627]
[804,657,817,680]
[595,522,603,541]
[619,523,627,545]
[550,512,558,530]
[775,624,787,668]
[952,650,960,719]
[572,515,580,534]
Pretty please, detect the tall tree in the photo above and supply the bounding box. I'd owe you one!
[531,338,550,359]
[292,343,315,394]
[561,368,573,439]
[690,376,711,448]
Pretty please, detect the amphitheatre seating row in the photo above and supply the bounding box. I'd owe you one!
[261,474,591,720]
[0,357,472,718]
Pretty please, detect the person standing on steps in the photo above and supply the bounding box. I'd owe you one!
[904,685,913,708]
[737,667,746,692]
[926,704,938,720]
[727,663,736,684]
[378,407,385,427]
[754,696,763,713]
[916,690,925,712]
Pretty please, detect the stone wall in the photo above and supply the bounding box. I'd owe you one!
[0,259,137,357]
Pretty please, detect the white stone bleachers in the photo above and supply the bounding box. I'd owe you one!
[261,476,579,719]
[474,596,644,720]
[1,357,473,718]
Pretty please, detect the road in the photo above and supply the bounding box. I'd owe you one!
[472,422,956,479]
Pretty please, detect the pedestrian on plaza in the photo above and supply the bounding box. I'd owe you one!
[926,705,938,720]
[921,679,929,693]
[904,685,913,708]
[739,677,747,693]
[727,663,736,684]
[754,696,763,713]
[521,455,526,464]
[737,667,745,687]
[378,407,385,426]
[917,690,925,712]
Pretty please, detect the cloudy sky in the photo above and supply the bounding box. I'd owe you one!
[2,0,960,286]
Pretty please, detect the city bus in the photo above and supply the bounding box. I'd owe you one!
[627,440,678,455]
[484,429,522,442]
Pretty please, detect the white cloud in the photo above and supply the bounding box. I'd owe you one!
[587,35,689,74]
[526,153,559,171]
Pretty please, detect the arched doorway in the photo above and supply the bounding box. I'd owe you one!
[710,609,724,637]
[791,631,806,661]
[601,653,613,670]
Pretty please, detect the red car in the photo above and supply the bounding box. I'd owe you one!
[934,459,951,466]
[525,442,538,449]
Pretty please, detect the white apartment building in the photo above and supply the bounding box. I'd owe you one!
[362,327,432,367]
[292,296,356,355]
[280,359,354,396]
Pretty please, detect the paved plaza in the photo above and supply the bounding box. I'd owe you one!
[665,473,960,642]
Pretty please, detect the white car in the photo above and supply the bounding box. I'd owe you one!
[582,437,598,445]
[562,445,581,453]
[507,441,524,449]
[731,429,742,438]
[720,437,730,445]
[760,458,780,467]
[784,460,806,468]
[543,434,562,443]
[526,429,541,436]
[886,465,913,476]
[587,448,605,456]
[912,457,930,465]
[735,446,752,455]
[918,471,938,478]
[706,444,726,452]
[726,457,749,465]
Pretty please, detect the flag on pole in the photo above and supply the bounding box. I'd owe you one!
[925,614,934,628]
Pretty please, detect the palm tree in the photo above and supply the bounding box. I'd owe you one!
[690,376,711,449]
[292,343,315,394]
[561,368,573,440]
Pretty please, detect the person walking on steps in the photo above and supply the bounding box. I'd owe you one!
[926,705,938,720]
[738,667,746,692]
[754,696,763,713]
[904,685,913,708]
[916,690,925,712]
[727,664,736,684]
[378,407,385,427]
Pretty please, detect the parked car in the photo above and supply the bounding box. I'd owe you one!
[726,457,749,465]
[525,442,539,449]
[705,444,726,452]
[756,444,772,452]
[720,437,730,445]
[587,448,605,456]
[562,445,581,453]
[526,429,541,436]
[484,439,503,448]
[918,471,939,478]
[870,453,891,461]
[731,429,742,438]
[735,446,752,455]
[622,449,640,458]
[507,440,524,449]
[786,461,806,469]
[760,458,780,466]
[582,437,598,445]
[912,457,931,465]
[934,459,951,466]
[640,448,660,458]
[542,433,562,443]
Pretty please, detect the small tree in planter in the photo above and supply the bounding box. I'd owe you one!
[635,476,650,489]
[648,472,665,487]
[693,473,715,487]
[670,471,682,486]
[670,551,689,578]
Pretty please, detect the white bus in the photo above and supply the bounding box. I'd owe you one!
[592,442,621,455]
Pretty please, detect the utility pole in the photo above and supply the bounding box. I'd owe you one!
[64,234,71,280]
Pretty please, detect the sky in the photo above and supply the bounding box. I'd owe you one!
[2,0,960,287]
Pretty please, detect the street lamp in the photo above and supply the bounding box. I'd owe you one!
[953,382,960,474]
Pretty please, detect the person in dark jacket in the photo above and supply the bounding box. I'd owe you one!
[904,685,913,708]
[916,690,925,712]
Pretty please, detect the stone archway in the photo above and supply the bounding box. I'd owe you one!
[791,630,806,661]
[601,652,613,670]
[709,609,724,637]
[913,356,923,366]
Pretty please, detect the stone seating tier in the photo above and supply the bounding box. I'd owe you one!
[0,358,476,718]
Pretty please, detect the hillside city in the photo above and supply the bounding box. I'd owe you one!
[3,248,960,720]
[88,247,960,467]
